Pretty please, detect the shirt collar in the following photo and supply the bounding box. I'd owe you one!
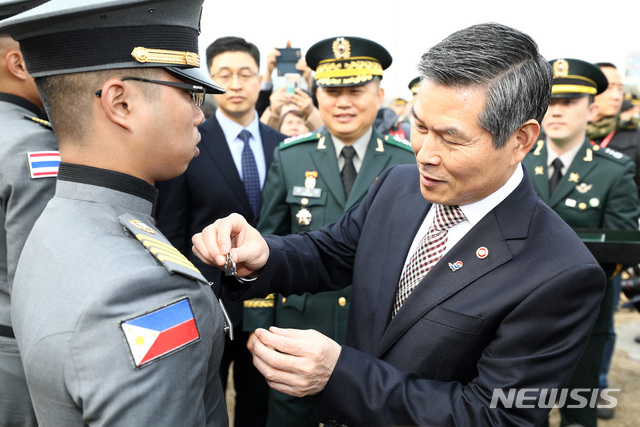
[332,127,373,160]
[215,108,260,142]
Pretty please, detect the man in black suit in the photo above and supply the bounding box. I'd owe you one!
[192,23,606,426]
[156,36,285,427]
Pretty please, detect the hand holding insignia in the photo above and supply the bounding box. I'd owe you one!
[192,213,270,278]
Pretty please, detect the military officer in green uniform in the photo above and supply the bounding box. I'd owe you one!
[243,36,416,427]
[523,58,640,427]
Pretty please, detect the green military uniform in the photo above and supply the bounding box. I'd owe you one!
[524,58,640,427]
[244,128,415,427]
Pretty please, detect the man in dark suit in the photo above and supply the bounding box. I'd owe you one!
[192,23,606,426]
[242,36,415,427]
[156,36,285,427]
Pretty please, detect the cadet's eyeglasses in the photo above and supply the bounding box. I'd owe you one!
[95,77,206,107]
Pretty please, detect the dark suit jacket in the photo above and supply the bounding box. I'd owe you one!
[224,164,606,426]
[156,115,285,325]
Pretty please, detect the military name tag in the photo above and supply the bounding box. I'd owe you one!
[292,186,322,198]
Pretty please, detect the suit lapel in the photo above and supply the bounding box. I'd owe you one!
[310,131,346,207]
[345,130,392,212]
[199,117,252,213]
[376,205,513,358]
[371,191,431,340]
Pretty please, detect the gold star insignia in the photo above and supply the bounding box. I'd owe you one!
[569,173,580,182]
[535,166,544,175]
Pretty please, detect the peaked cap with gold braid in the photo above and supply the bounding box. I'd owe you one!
[549,58,608,99]
[306,36,392,87]
[0,0,224,93]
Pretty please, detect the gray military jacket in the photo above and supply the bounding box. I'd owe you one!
[12,164,228,426]
[0,93,57,329]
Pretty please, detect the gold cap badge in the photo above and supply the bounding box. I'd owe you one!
[553,59,569,78]
[332,37,351,59]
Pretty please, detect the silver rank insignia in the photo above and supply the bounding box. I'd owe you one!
[224,253,237,276]
[575,183,593,194]
[296,208,312,226]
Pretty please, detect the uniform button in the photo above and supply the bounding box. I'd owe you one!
[282,297,287,304]
[338,297,347,307]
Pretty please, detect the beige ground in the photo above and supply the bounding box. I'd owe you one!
[226,301,640,426]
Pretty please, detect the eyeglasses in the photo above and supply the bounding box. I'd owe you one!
[210,70,258,85]
[94,77,206,107]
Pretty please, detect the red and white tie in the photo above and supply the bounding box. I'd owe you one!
[393,204,466,317]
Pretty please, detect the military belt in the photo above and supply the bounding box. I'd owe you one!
[0,325,15,338]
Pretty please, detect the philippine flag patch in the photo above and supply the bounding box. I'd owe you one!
[120,298,200,368]
[26,151,60,179]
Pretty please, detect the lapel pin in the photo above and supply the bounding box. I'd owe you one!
[476,247,488,259]
[449,261,463,272]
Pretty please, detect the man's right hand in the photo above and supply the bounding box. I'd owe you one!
[192,213,270,277]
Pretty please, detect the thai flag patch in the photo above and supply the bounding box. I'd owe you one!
[120,298,200,368]
[26,151,60,179]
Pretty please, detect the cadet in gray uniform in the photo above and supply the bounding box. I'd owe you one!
[0,1,55,425]
[2,0,230,425]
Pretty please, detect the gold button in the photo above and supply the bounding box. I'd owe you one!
[281,297,287,304]
[301,198,309,205]
[338,297,347,307]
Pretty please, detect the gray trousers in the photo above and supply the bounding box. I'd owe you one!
[0,336,37,427]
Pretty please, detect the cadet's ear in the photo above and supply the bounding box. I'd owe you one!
[97,79,134,131]
[5,49,29,80]
[511,119,540,164]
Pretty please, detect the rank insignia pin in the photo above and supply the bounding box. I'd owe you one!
[449,261,463,272]
[535,166,544,175]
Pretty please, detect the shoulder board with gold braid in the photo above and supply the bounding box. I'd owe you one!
[23,114,53,130]
[383,134,413,152]
[119,213,207,284]
[243,293,276,308]
[279,132,322,150]
[590,144,629,164]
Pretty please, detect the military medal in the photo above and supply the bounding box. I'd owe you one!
[305,171,318,189]
[224,253,237,276]
[296,208,312,226]
[297,171,318,226]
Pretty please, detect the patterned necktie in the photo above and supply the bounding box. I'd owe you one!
[238,129,260,216]
[393,204,466,317]
[549,158,563,195]
[341,146,357,198]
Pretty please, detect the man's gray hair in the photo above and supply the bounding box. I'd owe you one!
[417,22,552,148]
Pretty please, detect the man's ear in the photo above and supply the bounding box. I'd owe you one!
[375,85,385,110]
[587,102,600,123]
[5,50,29,80]
[511,119,540,163]
[97,79,135,132]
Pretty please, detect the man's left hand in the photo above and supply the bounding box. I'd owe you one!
[250,327,341,397]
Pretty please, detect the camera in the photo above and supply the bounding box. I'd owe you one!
[621,275,640,311]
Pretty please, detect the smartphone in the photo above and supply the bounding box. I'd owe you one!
[285,73,301,94]
[276,47,301,76]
